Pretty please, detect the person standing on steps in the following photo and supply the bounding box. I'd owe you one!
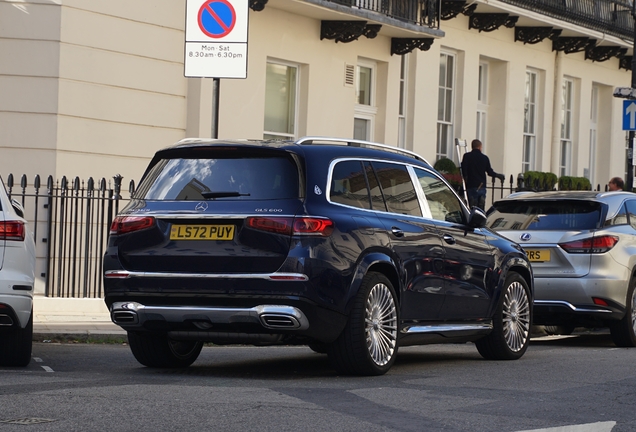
[461,139,505,210]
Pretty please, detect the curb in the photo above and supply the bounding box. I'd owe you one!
[33,333,128,343]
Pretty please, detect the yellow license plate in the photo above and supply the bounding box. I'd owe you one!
[170,225,235,241]
[526,249,551,262]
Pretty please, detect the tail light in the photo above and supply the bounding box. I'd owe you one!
[110,216,155,235]
[559,235,619,254]
[246,217,333,236]
[0,221,25,241]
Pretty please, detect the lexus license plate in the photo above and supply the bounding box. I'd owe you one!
[525,249,550,262]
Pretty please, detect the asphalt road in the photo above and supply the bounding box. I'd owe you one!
[0,331,632,432]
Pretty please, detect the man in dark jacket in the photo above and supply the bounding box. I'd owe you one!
[461,139,505,210]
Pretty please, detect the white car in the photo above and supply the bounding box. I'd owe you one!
[0,176,35,366]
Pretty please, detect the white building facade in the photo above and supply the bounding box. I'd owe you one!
[1,0,633,190]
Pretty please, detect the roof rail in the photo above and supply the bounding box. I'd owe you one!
[295,136,430,164]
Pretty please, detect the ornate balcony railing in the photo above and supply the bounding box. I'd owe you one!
[326,0,440,27]
[498,0,634,41]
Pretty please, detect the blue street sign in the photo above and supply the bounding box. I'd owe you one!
[623,100,636,131]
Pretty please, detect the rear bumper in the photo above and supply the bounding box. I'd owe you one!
[0,294,33,329]
[111,302,309,330]
[106,295,347,343]
[533,276,628,323]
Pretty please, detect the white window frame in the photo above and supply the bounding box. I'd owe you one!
[353,114,374,141]
[398,54,408,149]
[560,78,574,176]
[355,59,377,141]
[437,51,456,161]
[263,59,299,140]
[475,62,488,144]
[589,85,598,185]
[523,70,538,173]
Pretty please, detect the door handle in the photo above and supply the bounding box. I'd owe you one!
[443,234,456,245]
[391,227,404,237]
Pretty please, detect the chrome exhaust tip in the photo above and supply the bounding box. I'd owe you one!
[112,311,138,324]
[0,314,14,326]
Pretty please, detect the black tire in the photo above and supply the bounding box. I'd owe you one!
[0,308,33,367]
[127,331,203,368]
[327,272,399,376]
[544,325,575,336]
[476,272,531,360]
[609,278,636,347]
[308,342,328,354]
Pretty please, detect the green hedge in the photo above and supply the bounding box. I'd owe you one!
[523,171,558,191]
[522,171,592,191]
[558,176,592,191]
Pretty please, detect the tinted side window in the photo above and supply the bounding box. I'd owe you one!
[371,162,421,217]
[365,162,386,211]
[330,161,371,209]
[415,168,464,223]
[625,201,636,229]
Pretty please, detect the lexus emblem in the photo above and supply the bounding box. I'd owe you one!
[520,233,531,242]
[195,202,208,212]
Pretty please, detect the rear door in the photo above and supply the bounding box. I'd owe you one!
[114,148,303,274]
[366,161,446,321]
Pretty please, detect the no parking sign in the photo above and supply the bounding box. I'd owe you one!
[185,0,249,78]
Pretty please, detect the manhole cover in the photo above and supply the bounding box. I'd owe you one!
[0,418,56,425]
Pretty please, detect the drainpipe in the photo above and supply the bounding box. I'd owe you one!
[550,50,564,178]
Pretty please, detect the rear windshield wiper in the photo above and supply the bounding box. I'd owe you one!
[201,191,251,199]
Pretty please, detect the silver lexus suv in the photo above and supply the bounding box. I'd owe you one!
[486,190,636,346]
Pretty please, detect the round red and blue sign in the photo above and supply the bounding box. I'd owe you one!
[197,0,236,39]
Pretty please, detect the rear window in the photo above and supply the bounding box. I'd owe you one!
[487,200,603,231]
[135,156,299,200]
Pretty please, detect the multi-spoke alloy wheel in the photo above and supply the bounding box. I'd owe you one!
[502,280,530,353]
[476,272,531,360]
[327,272,399,375]
[365,283,398,366]
[610,279,636,347]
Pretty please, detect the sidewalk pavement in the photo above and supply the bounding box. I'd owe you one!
[33,296,126,340]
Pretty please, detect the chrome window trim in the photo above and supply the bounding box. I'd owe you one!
[326,157,428,218]
[324,157,470,223]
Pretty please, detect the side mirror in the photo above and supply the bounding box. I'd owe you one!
[467,206,487,228]
[11,199,25,218]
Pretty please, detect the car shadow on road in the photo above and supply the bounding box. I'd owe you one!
[132,344,486,379]
[530,329,617,348]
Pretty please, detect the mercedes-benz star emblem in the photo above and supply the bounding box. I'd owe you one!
[195,202,208,212]
[520,233,531,241]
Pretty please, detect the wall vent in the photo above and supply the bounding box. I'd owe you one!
[344,64,355,87]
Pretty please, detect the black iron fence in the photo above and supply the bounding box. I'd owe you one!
[326,0,440,27]
[460,174,607,209]
[499,0,633,40]
[6,174,134,299]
